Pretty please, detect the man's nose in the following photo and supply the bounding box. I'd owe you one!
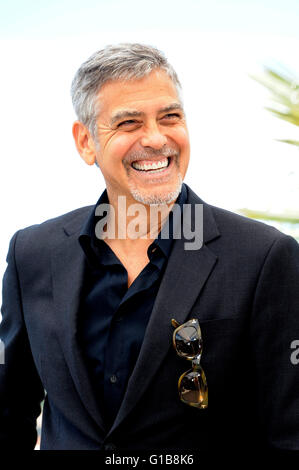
[140,123,167,149]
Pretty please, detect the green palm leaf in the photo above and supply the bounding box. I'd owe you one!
[241,67,299,241]
[276,139,299,146]
[252,67,299,132]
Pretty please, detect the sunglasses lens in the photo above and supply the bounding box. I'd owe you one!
[178,368,208,409]
[174,325,202,359]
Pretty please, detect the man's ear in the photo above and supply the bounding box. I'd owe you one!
[72,121,96,165]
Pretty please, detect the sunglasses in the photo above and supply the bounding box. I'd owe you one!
[171,318,208,409]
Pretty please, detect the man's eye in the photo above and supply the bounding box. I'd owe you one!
[162,113,181,120]
[117,120,139,127]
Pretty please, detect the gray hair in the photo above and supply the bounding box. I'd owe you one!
[71,43,182,139]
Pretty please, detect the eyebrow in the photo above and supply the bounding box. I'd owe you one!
[110,102,184,126]
[110,110,142,126]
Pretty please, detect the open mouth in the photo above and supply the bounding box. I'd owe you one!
[131,157,171,173]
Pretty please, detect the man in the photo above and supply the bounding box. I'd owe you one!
[0,43,299,452]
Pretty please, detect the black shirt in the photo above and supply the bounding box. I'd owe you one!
[79,184,187,429]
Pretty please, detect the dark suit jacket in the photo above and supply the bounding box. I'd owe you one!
[1,185,299,451]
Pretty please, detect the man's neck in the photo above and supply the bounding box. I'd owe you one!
[104,189,174,250]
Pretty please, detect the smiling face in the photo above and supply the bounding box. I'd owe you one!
[75,69,190,206]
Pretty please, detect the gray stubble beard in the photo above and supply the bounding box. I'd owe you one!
[128,173,183,205]
[126,152,183,205]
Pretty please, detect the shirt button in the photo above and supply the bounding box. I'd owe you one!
[110,374,118,384]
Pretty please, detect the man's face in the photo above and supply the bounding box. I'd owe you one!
[94,69,190,205]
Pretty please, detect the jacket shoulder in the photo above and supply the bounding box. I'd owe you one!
[186,184,296,251]
[21,205,92,234]
[211,204,283,239]
[11,205,93,259]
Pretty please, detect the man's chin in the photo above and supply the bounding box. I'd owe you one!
[129,175,183,205]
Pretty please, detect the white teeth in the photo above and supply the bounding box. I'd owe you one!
[132,158,169,171]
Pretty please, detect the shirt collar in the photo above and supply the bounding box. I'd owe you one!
[80,189,109,240]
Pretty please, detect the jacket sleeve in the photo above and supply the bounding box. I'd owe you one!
[250,234,299,450]
[0,231,45,449]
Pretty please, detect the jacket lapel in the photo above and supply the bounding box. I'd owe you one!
[51,210,106,433]
[108,188,220,435]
